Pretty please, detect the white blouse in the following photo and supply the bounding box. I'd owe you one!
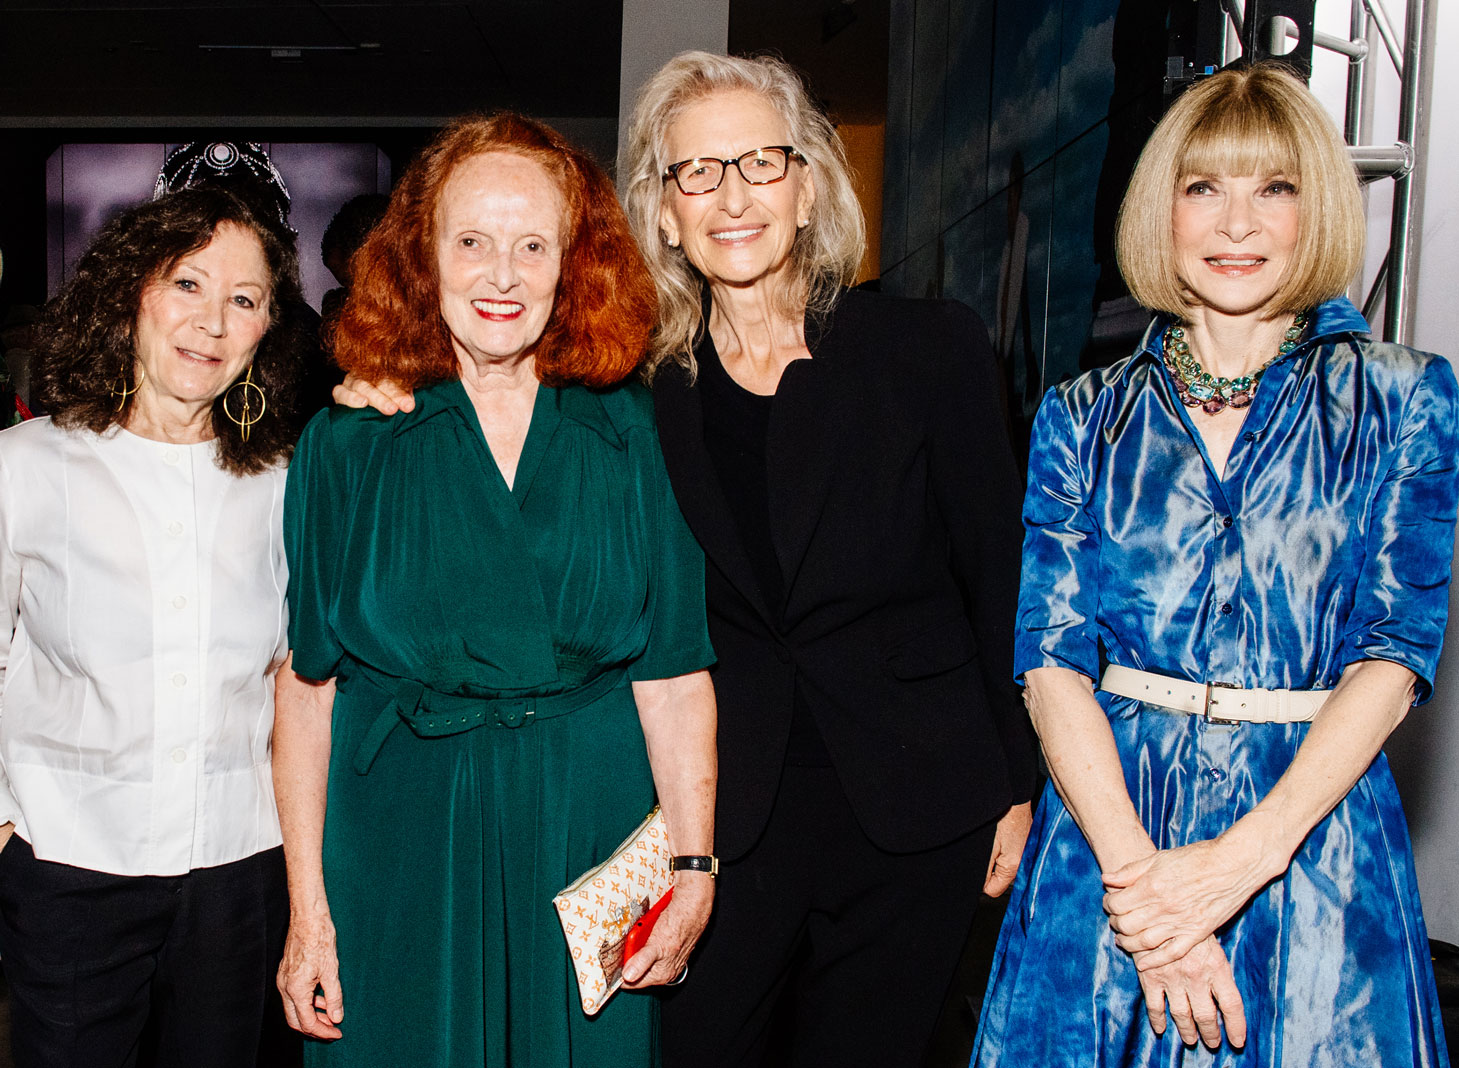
[0,417,287,876]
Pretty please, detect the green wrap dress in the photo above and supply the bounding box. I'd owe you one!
[283,377,715,1067]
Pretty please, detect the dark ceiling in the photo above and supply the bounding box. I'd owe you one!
[0,0,889,126]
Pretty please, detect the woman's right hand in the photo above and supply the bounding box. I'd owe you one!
[332,373,414,414]
[1133,934,1246,1050]
[277,906,345,1040]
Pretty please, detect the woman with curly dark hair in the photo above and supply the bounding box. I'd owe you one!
[0,186,305,1068]
[272,112,716,1067]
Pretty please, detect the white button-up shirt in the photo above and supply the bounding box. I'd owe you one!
[0,418,287,876]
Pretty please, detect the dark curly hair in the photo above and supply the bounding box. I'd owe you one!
[334,112,657,390]
[37,187,305,475]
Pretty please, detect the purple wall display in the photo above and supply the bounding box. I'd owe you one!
[46,142,391,310]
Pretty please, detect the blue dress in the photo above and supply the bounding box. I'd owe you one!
[972,298,1457,1067]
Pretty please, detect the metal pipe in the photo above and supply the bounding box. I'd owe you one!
[1362,0,1405,74]
[1285,21,1370,59]
[1362,251,1390,322]
[1313,28,1369,58]
[1344,0,1368,143]
[1384,0,1427,343]
[1350,142,1414,179]
[1220,0,1244,40]
[1267,17,1295,54]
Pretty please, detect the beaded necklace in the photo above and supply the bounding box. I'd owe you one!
[1163,312,1309,414]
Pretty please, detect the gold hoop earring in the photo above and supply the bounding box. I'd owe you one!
[110,367,145,413]
[222,366,267,442]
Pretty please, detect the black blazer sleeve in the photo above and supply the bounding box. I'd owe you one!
[926,301,1038,801]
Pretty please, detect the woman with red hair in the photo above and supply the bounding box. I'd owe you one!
[271,113,717,1066]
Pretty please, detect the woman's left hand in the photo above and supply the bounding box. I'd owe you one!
[983,801,1033,896]
[1102,837,1271,969]
[332,373,414,414]
[620,872,714,988]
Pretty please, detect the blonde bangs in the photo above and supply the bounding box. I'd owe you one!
[1178,104,1302,183]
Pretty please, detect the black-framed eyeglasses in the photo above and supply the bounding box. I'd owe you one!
[662,146,806,195]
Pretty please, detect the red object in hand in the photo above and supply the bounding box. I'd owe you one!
[624,887,673,962]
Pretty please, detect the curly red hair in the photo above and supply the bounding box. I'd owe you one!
[334,113,657,389]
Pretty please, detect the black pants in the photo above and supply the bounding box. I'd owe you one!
[661,765,997,1068]
[0,838,290,1068]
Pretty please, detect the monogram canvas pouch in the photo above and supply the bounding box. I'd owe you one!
[553,806,673,1015]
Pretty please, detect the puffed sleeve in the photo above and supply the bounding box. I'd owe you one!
[0,441,22,826]
[627,428,716,682]
[283,410,348,681]
[1339,355,1459,702]
[1015,387,1102,681]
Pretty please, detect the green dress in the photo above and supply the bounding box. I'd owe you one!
[284,377,715,1067]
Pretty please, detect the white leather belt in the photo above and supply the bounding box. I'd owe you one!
[1100,665,1330,724]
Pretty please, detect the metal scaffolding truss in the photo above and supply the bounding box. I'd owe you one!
[1229,0,1430,343]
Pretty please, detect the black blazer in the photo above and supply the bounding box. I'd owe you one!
[654,289,1037,859]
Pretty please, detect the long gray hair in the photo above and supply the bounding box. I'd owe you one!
[621,51,866,380]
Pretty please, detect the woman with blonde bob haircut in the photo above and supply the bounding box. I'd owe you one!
[971,63,1456,1068]
[1116,63,1366,317]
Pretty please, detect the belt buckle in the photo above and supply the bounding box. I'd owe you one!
[494,699,535,729]
[1204,681,1241,726]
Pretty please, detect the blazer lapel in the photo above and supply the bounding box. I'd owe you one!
[653,363,779,628]
[766,303,860,608]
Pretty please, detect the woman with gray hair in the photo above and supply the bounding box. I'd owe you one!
[624,51,1036,1066]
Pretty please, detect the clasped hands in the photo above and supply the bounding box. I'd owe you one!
[1101,836,1275,1050]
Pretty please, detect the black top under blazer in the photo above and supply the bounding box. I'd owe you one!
[653,289,1038,859]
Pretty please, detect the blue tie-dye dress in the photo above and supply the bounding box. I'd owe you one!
[972,297,1455,1068]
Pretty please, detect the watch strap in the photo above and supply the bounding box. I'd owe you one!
[670,854,719,877]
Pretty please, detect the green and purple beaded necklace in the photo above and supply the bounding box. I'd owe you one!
[1163,312,1309,414]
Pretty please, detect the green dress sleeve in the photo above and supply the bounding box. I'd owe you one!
[284,409,347,681]
[627,426,716,682]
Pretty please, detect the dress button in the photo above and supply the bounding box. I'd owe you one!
[172,595,187,609]
[163,449,181,465]
[1220,603,1233,615]
[171,747,187,764]
[167,521,184,536]
[1222,516,1233,528]
[171,672,187,688]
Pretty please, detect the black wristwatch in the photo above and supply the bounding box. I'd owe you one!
[670,854,720,877]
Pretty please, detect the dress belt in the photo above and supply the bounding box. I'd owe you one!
[348,664,625,775]
[1099,664,1330,724]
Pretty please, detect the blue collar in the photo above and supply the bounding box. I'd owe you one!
[1126,296,1373,376]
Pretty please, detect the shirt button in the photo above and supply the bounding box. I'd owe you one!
[172,595,187,609]
[1220,603,1233,615]
[1207,768,1225,783]
[163,449,181,465]
[167,521,184,536]
[171,672,187,688]
[1242,432,1256,442]
[774,645,791,664]
[1222,516,1233,528]
[171,747,188,764]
